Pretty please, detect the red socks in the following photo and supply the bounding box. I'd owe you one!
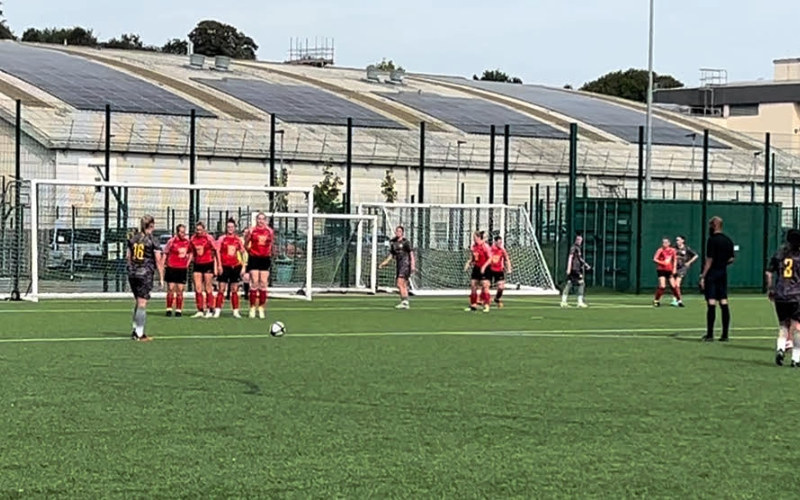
[195,291,204,312]
[673,287,682,301]
[216,291,225,309]
[176,292,183,311]
[232,292,240,310]
[259,289,268,307]
[166,292,174,309]
[655,287,665,301]
[249,290,257,308]
[481,290,490,306]
[469,290,478,306]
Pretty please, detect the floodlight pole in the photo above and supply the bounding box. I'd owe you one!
[644,0,655,199]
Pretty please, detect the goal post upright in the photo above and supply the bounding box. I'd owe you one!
[30,179,40,302]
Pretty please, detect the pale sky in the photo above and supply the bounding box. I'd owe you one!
[5,0,798,88]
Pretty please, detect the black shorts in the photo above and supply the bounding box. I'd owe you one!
[193,262,215,275]
[247,256,272,272]
[396,264,411,280]
[470,266,487,282]
[568,271,584,285]
[657,270,673,279]
[704,273,728,301]
[220,265,243,284]
[675,267,688,279]
[129,273,153,300]
[775,301,800,324]
[165,267,188,284]
[490,270,505,284]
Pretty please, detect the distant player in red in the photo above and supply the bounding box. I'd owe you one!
[244,212,275,319]
[163,224,192,317]
[653,237,679,307]
[489,236,512,308]
[214,218,247,318]
[464,231,492,312]
[190,221,219,318]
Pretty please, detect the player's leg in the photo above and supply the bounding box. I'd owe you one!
[257,270,269,319]
[467,278,479,311]
[481,278,491,313]
[669,275,682,307]
[249,269,260,318]
[494,275,505,308]
[166,280,175,316]
[230,281,241,318]
[718,276,730,341]
[396,276,410,309]
[215,280,227,318]
[192,271,205,318]
[791,316,800,367]
[776,304,790,365]
[674,275,684,307]
[561,278,572,307]
[576,278,587,308]
[203,272,215,318]
[175,282,185,317]
[703,289,717,341]
[130,276,152,341]
[654,274,666,306]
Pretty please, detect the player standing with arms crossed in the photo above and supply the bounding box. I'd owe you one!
[671,235,698,307]
[653,238,679,307]
[489,236,512,308]
[245,212,274,319]
[190,221,218,318]
[561,234,590,308]
[767,229,800,366]
[215,218,247,318]
[464,231,492,312]
[127,215,164,341]
[379,225,416,309]
[163,224,192,317]
[700,216,735,341]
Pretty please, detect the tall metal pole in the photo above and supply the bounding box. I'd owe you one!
[763,133,771,293]
[11,100,21,300]
[269,114,276,212]
[418,122,426,204]
[567,123,578,247]
[102,104,111,293]
[189,109,197,227]
[635,126,645,295]
[345,118,353,214]
[701,130,709,264]
[644,0,655,199]
[489,125,496,203]
[503,124,510,205]
[456,140,465,203]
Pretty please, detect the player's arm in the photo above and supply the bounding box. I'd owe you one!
[464,250,474,271]
[155,248,165,286]
[480,245,491,273]
[672,251,677,274]
[379,254,393,269]
[653,249,664,265]
[565,252,572,275]
[410,247,416,274]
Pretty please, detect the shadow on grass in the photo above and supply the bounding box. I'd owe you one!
[703,355,773,368]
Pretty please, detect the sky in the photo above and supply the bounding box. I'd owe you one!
[5,0,799,88]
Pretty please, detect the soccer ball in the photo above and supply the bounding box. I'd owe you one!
[270,321,286,337]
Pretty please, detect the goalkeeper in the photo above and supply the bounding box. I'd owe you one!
[560,234,590,308]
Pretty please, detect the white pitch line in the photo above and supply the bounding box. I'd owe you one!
[0,326,779,344]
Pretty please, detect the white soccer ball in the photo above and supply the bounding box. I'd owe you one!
[270,321,286,337]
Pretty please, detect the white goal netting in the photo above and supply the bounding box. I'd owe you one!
[358,203,557,296]
[14,180,376,301]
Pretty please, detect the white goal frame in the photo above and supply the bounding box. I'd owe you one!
[358,202,557,296]
[25,179,378,301]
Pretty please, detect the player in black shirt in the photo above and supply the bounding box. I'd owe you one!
[379,226,415,309]
[700,216,735,341]
[127,215,164,341]
[671,235,697,307]
[766,229,800,366]
[561,234,591,308]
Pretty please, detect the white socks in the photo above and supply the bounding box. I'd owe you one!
[793,331,800,363]
[778,326,789,351]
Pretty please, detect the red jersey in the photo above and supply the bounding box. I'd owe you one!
[191,233,216,265]
[248,226,274,258]
[655,247,677,272]
[489,246,509,272]
[471,242,492,268]
[218,234,245,268]
[164,235,192,269]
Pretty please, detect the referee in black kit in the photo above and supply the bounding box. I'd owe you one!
[700,216,735,341]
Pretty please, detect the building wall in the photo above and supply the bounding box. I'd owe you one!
[774,60,800,81]
[699,102,800,151]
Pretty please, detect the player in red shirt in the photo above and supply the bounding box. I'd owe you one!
[488,236,513,308]
[163,224,192,317]
[464,230,492,312]
[653,237,679,307]
[214,218,247,318]
[190,221,219,318]
[244,212,275,319]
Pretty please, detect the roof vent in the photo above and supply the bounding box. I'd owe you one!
[188,54,205,69]
[214,56,231,72]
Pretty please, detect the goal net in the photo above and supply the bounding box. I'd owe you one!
[13,179,377,301]
[358,202,557,296]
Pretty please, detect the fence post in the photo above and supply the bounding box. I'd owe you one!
[567,123,578,250]
[763,132,771,293]
[701,130,709,265]
[102,104,112,293]
[269,114,276,212]
[503,124,510,205]
[418,122,425,204]
[11,100,22,300]
[344,117,353,287]
[489,125,495,203]
[636,126,644,295]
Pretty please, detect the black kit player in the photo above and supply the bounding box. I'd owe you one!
[379,225,416,309]
[561,234,590,308]
[671,235,698,307]
[700,216,735,342]
[127,215,164,341]
[767,229,800,366]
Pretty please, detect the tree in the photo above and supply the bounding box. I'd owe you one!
[563,84,573,90]
[580,69,683,103]
[313,165,343,214]
[376,59,403,72]
[102,33,157,51]
[273,165,290,213]
[0,2,14,40]
[381,169,398,203]
[21,27,97,46]
[162,38,188,55]
[472,69,523,84]
[188,20,258,60]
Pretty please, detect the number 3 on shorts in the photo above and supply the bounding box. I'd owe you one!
[784,258,793,279]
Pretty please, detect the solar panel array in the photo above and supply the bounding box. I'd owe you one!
[442,79,727,148]
[195,78,404,129]
[0,43,213,117]
[379,92,567,139]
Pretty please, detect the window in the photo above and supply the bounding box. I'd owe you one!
[729,104,759,117]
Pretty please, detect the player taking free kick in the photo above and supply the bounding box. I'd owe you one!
[244,212,274,319]
[464,231,492,313]
[163,223,192,317]
[190,221,219,318]
[215,218,247,318]
[127,215,164,341]
[489,236,512,308]
[653,238,679,307]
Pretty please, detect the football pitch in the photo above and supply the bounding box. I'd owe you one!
[0,293,794,498]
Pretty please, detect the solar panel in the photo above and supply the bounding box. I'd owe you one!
[195,78,404,129]
[0,43,213,117]
[378,92,567,139]
[442,79,727,148]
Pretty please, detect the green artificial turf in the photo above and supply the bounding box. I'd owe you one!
[0,294,793,498]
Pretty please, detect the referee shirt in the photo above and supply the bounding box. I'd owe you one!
[706,232,734,277]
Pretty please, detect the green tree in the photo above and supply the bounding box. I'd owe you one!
[563,84,573,90]
[0,2,14,40]
[313,165,343,214]
[473,69,522,84]
[376,58,403,72]
[161,38,189,55]
[188,20,258,60]
[273,165,290,213]
[580,68,683,103]
[102,33,157,51]
[381,169,398,203]
[21,26,97,46]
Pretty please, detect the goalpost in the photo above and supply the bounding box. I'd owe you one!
[358,202,557,296]
[19,179,377,302]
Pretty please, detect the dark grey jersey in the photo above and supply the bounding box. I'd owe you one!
[390,237,413,269]
[569,245,585,273]
[676,246,697,270]
[769,247,800,303]
[128,231,158,277]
